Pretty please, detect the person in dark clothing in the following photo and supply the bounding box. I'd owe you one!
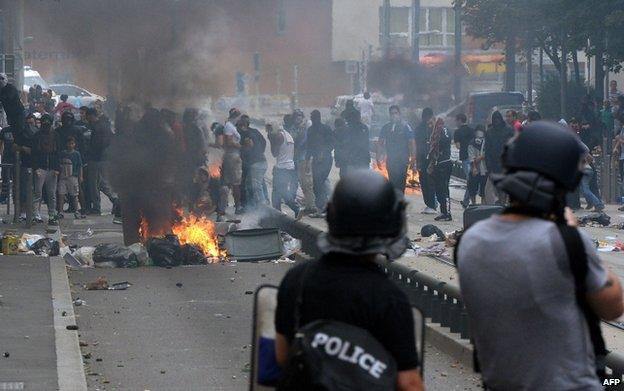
[0,124,16,203]
[333,118,349,178]
[239,115,268,208]
[377,105,415,194]
[305,110,334,215]
[0,73,24,132]
[86,108,118,215]
[341,110,370,175]
[56,111,86,156]
[414,108,437,214]
[484,111,514,205]
[32,114,61,225]
[182,108,207,169]
[14,114,38,220]
[75,106,89,127]
[427,118,452,221]
[275,170,424,391]
[453,113,475,208]
[340,99,359,122]
[578,95,600,150]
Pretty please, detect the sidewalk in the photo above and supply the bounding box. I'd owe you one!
[0,257,59,390]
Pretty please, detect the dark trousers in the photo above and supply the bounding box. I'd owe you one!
[468,174,487,201]
[312,158,332,211]
[566,187,581,209]
[387,160,408,194]
[432,163,452,216]
[418,166,437,209]
[272,167,299,214]
[1,162,13,200]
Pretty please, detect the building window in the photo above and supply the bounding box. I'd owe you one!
[380,6,458,50]
[420,7,456,48]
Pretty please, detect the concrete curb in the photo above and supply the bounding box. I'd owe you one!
[50,257,88,391]
[424,322,474,370]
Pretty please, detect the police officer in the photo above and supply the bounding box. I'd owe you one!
[457,121,624,390]
[274,170,424,390]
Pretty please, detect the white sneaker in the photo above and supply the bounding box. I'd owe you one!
[421,207,437,215]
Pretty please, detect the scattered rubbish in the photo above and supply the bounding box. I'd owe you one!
[30,238,60,256]
[79,341,88,347]
[61,311,67,317]
[147,235,181,267]
[2,352,8,358]
[160,370,166,374]
[175,243,206,265]
[245,291,253,295]
[17,234,45,252]
[578,212,611,227]
[68,228,94,240]
[96,358,103,362]
[66,325,79,330]
[83,353,92,359]
[421,224,446,240]
[230,278,235,282]
[93,243,138,268]
[418,243,449,257]
[73,247,96,267]
[282,232,302,257]
[128,242,150,266]
[86,277,109,290]
[73,298,86,306]
[85,278,131,291]
[2,233,19,255]
[64,253,85,268]
[176,283,183,288]
[444,230,463,248]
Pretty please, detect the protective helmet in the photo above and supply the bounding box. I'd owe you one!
[326,170,406,238]
[502,121,584,190]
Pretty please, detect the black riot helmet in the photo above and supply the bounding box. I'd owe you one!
[326,170,406,239]
[502,121,584,191]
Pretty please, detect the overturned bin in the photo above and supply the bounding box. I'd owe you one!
[224,228,283,262]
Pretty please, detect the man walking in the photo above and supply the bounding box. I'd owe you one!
[290,109,316,215]
[453,113,474,208]
[239,115,268,209]
[484,111,514,205]
[377,105,415,194]
[86,108,118,215]
[31,114,60,225]
[305,110,334,216]
[414,108,437,214]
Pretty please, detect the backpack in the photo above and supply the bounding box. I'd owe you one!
[277,263,398,391]
[454,222,607,382]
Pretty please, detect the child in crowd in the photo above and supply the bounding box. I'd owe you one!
[467,126,487,205]
[57,136,85,219]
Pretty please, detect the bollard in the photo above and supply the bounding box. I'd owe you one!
[25,168,33,228]
[460,309,470,339]
[449,300,462,334]
[13,152,20,223]
[439,295,453,328]
[430,290,441,323]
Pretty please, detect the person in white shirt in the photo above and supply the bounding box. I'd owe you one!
[356,92,375,127]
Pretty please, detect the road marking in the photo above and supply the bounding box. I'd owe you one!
[50,257,88,391]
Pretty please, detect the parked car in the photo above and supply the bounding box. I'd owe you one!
[49,83,105,108]
[23,66,50,93]
[441,91,525,128]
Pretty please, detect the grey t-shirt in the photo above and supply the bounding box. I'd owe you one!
[457,216,607,391]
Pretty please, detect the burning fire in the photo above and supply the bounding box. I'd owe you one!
[208,163,221,179]
[172,211,226,258]
[139,209,226,261]
[373,159,421,195]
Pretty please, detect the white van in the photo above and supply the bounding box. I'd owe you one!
[23,66,50,93]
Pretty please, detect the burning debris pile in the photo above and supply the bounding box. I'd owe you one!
[140,208,228,265]
[372,160,421,195]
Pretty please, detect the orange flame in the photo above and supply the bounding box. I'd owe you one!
[373,159,421,195]
[139,209,226,263]
[208,163,221,179]
[172,210,226,260]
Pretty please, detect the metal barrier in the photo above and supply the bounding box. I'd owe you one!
[258,205,624,380]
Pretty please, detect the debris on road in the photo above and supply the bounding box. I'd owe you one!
[73,298,86,306]
[176,282,183,288]
[2,352,9,358]
[85,276,109,290]
[578,212,611,227]
[421,224,446,241]
[68,228,94,240]
[66,325,79,330]
[72,247,96,267]
[93,243,139,268]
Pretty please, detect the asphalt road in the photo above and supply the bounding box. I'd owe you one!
[69,263,480,391]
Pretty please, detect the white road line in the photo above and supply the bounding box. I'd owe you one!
[50,257,88,391]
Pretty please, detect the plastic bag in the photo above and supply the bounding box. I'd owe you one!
[31,238,60,256]
[73,247,96,267]
[175,244,206,265]
[146,235,181,267]
[128,242,150,266]
[93,243,138,268]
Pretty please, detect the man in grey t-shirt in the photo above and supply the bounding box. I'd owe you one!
[457,121,623,390]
